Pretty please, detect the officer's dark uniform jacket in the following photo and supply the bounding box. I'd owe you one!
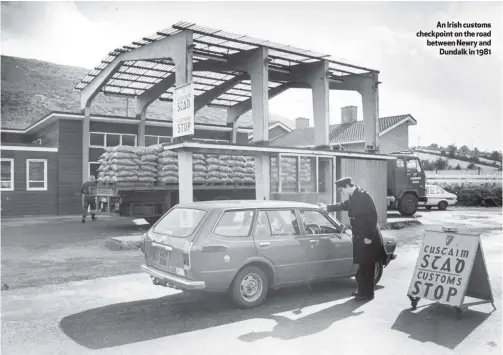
[326,187,388,265]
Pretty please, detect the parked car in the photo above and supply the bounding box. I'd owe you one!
[420,184,458,210]
[140,200,398,308]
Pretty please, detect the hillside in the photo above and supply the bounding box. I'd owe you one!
[415,151,500,173]
[1,55,292,130]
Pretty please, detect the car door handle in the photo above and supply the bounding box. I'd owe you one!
[309,239,319,245]
[259,242,270,248]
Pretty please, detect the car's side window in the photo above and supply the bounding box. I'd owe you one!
[254,210,273,239]
[298,209,340,235]
[265,209,301,236]
[214,209,255,237]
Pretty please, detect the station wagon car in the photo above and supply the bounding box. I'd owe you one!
[141,200,397,308]
[420,184,458,210]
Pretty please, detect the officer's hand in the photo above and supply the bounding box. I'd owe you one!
[318,203,327,210]
[364,238,372,245]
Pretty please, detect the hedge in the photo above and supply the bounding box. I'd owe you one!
[432,181,502,207]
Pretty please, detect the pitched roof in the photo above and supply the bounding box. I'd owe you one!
[0,55,288,130]
[271,115,416,147]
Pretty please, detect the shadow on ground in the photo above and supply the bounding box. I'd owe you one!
[392,303,493,349]
[60,279,382,349]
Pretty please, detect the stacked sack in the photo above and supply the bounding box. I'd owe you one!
[192,154,207,184]
[97,146,140,183]
[157,149,179,184]
[244,157,255,184]
[205,154,225,184]
[299,158,313,187]
[134,146,160,183]
[281,157,298,188]
[227,155,247,184]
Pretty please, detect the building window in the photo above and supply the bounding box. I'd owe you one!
[145,135,172,146]
[90,132,137,148]
[1,158,14,191]
[89,162,100,179]
[26,159,47,191]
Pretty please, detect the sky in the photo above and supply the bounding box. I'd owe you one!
[1,1,502,152]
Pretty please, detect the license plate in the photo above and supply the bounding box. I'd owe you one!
[157,248,170,266]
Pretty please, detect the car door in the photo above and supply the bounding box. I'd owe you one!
[297,209,354,279]
[192,208,258,290]
[429,186,440,205]
[253,209,311,285]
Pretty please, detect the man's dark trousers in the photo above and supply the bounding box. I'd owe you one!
[355,246,376,297]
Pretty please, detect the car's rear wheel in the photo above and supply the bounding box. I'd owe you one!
[230,266,268,308]
[438,201,448,210]
[374,261,384,285]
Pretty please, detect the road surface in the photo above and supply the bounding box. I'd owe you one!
[2,208,501,355]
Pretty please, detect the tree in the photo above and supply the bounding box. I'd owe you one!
[489,151,502,162]
[447,144,457,158]
[467,162,477,170]
[435,157,448,170]
[441,150,446,156]
[473,148,480,157]
[428,143,439,150]
[455,163,462,170]
[459,145,470,156]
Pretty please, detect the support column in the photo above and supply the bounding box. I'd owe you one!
[136,104,147,146]
[359,73,380,152]
[178,151,193,204]
[82,105,91,182]
[249,47,270,200]
[172,31,194,204]
[230,120,239,144]
[307,60,330,147]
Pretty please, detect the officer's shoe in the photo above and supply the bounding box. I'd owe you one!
[81,218,86,223]
[351,291,361,297]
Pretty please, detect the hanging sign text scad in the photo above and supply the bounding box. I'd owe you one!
[173,82,194,138]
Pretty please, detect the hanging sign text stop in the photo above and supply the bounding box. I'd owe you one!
[173,82,194,138]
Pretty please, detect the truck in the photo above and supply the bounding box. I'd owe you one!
[91,149,426,223]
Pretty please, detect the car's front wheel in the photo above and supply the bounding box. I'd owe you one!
[230,266,268,308]
[438,201,448,210]
[374,261,384,285]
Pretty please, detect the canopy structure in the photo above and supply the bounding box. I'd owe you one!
[75,21,381,203]
[75,21,378,110]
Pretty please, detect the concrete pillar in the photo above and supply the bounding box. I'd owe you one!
[359,73,380,152]
[136,105,147,146]
[230,120,239,144]
[82,105,91,182]
[248,47,270,200]
[249,47,269,143]
[307,60,330,147]
[178,151,193,204]
[172,31,194,204]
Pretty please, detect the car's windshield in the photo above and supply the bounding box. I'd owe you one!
[153,208,207,238]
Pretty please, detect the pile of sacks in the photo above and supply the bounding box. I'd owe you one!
[157,149,179,184]
[270,157,313,188]
[97,145,257,185]
[97,146,140,183]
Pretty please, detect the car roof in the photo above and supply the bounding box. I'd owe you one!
[176,199,320,210]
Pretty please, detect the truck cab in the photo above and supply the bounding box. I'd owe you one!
[387,152,427,216]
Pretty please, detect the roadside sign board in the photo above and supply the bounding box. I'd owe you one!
[407,228,494,308]
[173,82,194,138]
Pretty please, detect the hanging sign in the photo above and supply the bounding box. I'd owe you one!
[407,227,494,309]
[173,82,194,138]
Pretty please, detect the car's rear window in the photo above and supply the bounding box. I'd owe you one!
[153,208,207,238]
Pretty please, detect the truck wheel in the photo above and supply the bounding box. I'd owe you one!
[398,193,418,217]
[230,266,268,309]
[438,201,448,211]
